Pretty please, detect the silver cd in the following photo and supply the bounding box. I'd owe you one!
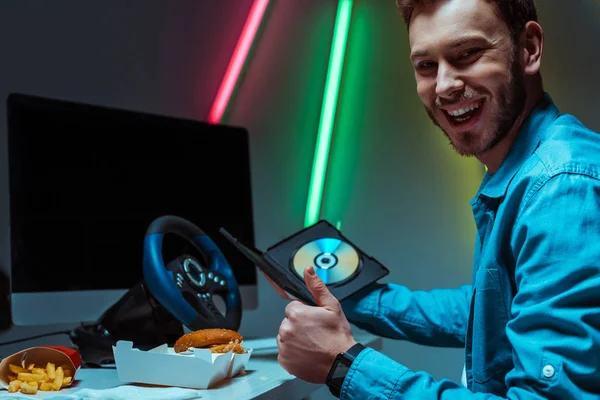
[292,238,359,285]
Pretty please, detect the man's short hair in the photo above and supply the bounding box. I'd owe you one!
[396,0,538,42]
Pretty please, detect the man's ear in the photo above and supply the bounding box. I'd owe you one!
[521,21,544,76]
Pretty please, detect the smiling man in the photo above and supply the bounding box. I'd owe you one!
[410,0,537,173]
[271,0,600,398]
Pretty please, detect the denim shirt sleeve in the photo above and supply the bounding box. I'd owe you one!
[342,283,472,348]
[341,348,473,400]
[341,172,600,399]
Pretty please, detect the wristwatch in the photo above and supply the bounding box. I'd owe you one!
[326,343,366,398]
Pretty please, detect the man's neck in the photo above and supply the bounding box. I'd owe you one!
[478,89,544,175]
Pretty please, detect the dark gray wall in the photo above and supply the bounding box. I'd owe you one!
[0,1,599,398]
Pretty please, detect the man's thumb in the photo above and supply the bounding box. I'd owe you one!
[304,266,339,310]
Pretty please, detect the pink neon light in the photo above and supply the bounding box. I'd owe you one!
[208,0,270,124]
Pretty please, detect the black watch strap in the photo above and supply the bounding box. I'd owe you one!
[345,342,366,361]
[326,343,367,398]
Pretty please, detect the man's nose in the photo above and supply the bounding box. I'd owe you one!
[435,63,464,99]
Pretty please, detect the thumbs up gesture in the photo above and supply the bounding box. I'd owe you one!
[276,266,358,384]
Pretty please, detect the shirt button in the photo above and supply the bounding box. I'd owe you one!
[542,364,555,378]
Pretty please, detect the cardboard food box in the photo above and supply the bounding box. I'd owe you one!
[0,346,82,396]
[113,340,252,389]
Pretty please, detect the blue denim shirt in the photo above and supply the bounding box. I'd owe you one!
[341,94,600,399]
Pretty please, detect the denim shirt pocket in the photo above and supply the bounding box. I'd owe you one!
[472,268,514,384]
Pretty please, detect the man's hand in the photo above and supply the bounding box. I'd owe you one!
[276,266,357,384]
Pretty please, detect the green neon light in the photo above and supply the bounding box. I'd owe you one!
[304,0,353,227]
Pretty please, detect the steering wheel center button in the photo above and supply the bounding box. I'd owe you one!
[183,258,207,288]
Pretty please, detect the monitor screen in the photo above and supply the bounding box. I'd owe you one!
[7,93,257,325]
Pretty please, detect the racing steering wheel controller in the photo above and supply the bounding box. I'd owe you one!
[70,215,242,367]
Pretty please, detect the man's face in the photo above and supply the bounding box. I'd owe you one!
[408,0,526,157]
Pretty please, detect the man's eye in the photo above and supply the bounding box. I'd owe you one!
[417,61,437,70]
[459,48,482,59]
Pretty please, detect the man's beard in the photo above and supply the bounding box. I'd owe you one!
[425,48,526,157]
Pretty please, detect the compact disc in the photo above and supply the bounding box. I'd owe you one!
[292,238,360,285]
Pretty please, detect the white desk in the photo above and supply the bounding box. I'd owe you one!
[0,333,381,400]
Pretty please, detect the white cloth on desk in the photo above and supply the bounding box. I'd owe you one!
[1,385,202,400]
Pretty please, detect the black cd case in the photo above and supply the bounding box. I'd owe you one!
[219,220,389,306]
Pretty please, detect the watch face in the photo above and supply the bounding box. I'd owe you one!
[327,354,352,396]
[327,344,367,397]
[331,360,351,381]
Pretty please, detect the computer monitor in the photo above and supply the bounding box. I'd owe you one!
[6,93,258,326]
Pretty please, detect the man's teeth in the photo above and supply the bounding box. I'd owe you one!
[447,102,480,117]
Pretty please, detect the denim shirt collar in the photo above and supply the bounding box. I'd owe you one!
[472,93,560,203]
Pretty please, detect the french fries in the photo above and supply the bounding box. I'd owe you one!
[6,361,73,395]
